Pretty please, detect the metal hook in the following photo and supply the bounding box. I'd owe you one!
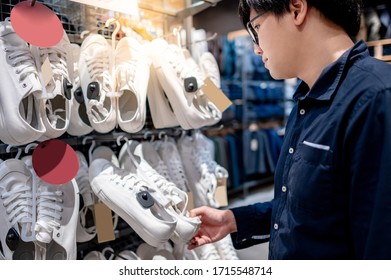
[105,18,121,51]
[158,131,166,140]
[6,145,22,159]
[31,0,37,7]
[24,143,38,154]
[82,136,96,165]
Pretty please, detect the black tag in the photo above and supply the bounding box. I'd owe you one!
[73,87,84,104]
[184,77,198,92]
[136,191,154,209]
[63,78,73,100]
[87,81,100,100]
[6,228,20,251]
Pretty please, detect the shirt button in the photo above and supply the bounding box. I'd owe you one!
[274,223,279,230]
[299,109,306,115]
[282,186,287,192]
[289,148,294,154]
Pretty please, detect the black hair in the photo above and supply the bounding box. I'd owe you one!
[238,0,363,37]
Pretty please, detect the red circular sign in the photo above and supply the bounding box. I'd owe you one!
[10,1,64,47]
[32,139,79,185]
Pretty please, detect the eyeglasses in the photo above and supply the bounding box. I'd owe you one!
[246,13,265,45]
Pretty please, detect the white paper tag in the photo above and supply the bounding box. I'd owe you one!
[201,77,233,113]
[41,56,53,87]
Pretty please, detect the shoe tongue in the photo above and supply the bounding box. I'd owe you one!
[24,73,43,97]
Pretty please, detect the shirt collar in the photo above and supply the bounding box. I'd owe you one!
[293,40,369,102]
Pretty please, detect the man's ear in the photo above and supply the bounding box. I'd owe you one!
[290,0,307,25]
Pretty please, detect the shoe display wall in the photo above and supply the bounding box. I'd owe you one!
[0,0,237,260]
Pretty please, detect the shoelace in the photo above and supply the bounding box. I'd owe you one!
[152,159,172,182]
[115,59,137,91]
[1,182,33,231]
[110,172,147,193]
[5,46,37,84]
[44,100,66,128]
[144,167,185,212]
[160,144,189,192]
[35,189,64,243]
[40,46,69,84]
[85,52,112,121]
[168,46,203,87]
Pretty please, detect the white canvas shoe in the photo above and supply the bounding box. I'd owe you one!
[83,250,107,260]
[213,235,239,260]
[183,49,222,126]
[115,249,140,260]
[91,145,120,168]
[119,140,201,244]
[79,34,117,133]
[149,38,212,130]
[32,31,74,140]
[193,132,228,179]
[75,151,96,243]
[114,37,149,133]
[146,59,180,129]
[0,159,35,259]
[67,44,93,136]
[177,136,219,208]
[193,243,221,260]
[198,51,221,88]
[22,156,79,260]
[136,242,175,260]
[0,20,45,145]
[155,139,190,192]
[89,158,177,247]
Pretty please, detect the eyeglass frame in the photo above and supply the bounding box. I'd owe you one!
[246,12,267,46]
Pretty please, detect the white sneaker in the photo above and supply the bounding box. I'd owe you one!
[115,249,140,260]
[213,235,239,260]
[147,60,180,129]
[193,243,221,260]
[91,145,120,168]
[177,135,219,208]
[136,242,175,260]
[67,43,93,136]
[194,132,228,179]
[83,250,106,260]
[0,20,45,145]
[114,37,149,133]
[0,159,35,259]
[155,139,190,192]
[119,140,201,244]
[89,158,177,247]
[198,51,221,88]
[32,31,73,140]
[75,151,96,243]
[149,39,212,130]
[183,49,222,125]
[22,156,80,260]
[79,34,117,133]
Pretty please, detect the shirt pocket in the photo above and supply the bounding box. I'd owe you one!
[288,142,335,215]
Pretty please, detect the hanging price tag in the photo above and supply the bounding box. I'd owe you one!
[10,1,64,47]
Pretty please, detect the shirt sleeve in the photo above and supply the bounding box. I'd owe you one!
[345,88,391,259]
[229,200,273,249]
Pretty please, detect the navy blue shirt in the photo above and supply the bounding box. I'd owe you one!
[231,41,391,259]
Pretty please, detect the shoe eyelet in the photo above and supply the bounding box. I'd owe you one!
[22,83,27,88]
[57,233,60,237]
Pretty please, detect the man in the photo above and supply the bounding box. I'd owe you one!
[188,0,391,259]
